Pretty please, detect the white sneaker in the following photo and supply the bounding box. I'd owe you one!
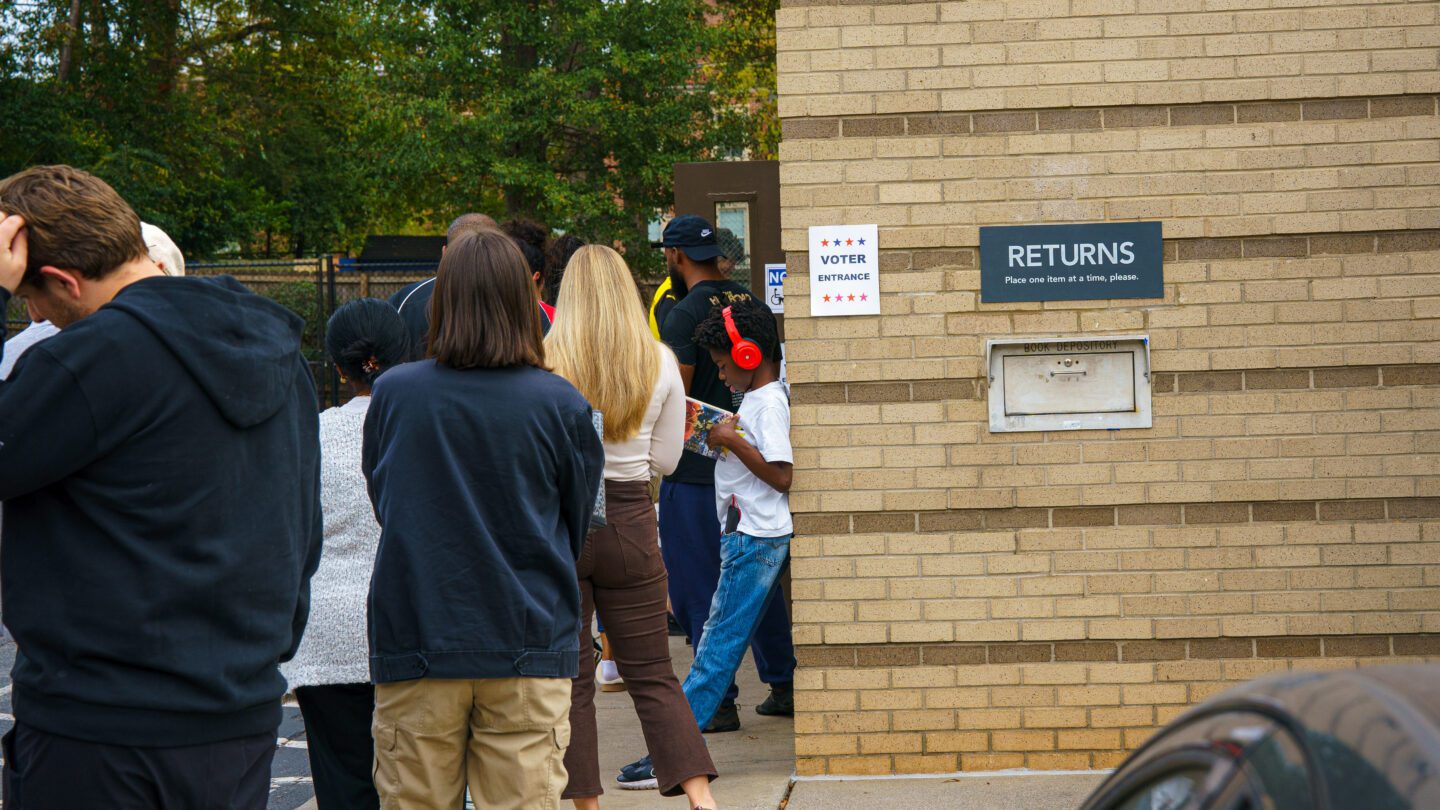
[597,659,626,692]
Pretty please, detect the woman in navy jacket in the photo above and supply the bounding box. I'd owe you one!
[363,229,604,810]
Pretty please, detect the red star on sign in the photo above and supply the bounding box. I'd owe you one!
[848,293,856,301]
[820,239,829,247]
[822,294,831,302]
[846,238,854,246]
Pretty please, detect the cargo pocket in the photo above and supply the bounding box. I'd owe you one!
[372,722,399,794]
[552,723,571,751]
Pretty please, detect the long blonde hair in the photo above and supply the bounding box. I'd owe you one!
[546,245,663,442]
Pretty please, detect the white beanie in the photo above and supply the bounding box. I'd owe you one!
[141,222,185,277]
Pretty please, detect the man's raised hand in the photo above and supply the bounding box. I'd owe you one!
[0,214,28,295]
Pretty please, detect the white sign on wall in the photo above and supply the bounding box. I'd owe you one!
[808,224,880,317]
[764,263,786,314]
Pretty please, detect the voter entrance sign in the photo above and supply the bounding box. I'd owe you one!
[808,224,880,316]
[979,221,1163,303]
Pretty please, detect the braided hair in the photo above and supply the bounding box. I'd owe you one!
[693,297,782,364]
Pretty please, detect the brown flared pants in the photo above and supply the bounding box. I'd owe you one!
[562,479,717,799]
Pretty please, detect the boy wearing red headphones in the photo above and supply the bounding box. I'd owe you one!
[630,298,793,768]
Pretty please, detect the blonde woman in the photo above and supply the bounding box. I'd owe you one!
[546,246,719,810]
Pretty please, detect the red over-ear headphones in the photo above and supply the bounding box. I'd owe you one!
[722,306,762,371]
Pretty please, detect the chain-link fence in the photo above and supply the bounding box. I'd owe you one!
[183,258,436,407]
[4,290,26,340]
[3,256,680,408]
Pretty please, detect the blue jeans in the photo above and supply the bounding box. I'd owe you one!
[659,481,795,705]
[680,531,792,729]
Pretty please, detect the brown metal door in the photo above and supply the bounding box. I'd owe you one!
[673,161,781,295]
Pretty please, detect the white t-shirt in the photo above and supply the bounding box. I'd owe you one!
[0,321,60,380]
[714,381,792,538]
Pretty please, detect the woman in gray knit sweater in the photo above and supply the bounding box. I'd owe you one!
[282,298,409,810]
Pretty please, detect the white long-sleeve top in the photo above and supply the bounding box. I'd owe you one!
[281,396,377,688]
[602,352,686,482]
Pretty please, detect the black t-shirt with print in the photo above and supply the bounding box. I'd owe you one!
[660,279,754,486]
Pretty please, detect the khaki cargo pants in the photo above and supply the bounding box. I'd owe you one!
[373,677,571,810]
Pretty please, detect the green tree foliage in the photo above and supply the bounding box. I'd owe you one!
[712,0,779,159]
[0,0,389,257]
[0,0,774,264]
[364,0,751,274]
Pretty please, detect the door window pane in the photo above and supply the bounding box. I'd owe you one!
[714,201,751,286]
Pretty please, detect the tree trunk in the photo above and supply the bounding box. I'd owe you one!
[56,0,83,83]
[144,0,182,100]
[499,0,546,218]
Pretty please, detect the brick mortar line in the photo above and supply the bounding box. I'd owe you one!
[793,496,1440,535]
[784,230,1440,269]
[795,633,1440,668]
[779,0,959,6]
[780,94,1439,140]
[792,363,1440,405]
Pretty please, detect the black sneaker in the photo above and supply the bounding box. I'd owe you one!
[756,682,794,717]
[667,613,686,637]
[703,702,741,733]
[616,755,657,790]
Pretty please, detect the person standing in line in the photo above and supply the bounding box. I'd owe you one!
[388,212,496,359]
[619,299,793,785]
[714,228,745,282]
[544,232,586,308]
[364,229,605,810]
[649,216,796,736]
[0,165,321,807]
[545,246,719,808]
[0,221,186,565]
[389,213,556,360]
[503,217,557,323]
[648,274,679,342]
[1,220,184,379]
[282,298,409,810]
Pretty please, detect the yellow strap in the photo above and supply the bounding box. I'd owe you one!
[648,275,673,340]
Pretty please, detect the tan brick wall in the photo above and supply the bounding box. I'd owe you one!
[778,0,1440,775]
[776,1,1440,118]
[779,114,1439,249]
[795,634,1440,774]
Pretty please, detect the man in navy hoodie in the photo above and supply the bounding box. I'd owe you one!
[0,165,322,808]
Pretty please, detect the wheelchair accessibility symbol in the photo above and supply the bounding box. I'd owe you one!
[765,264,786,314]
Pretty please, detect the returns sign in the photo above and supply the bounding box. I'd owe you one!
[979,221,1163,303]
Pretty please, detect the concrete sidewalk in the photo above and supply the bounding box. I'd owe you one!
[588,636,794,810]
[785,772,1108,810]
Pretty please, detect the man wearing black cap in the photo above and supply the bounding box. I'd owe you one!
[647,216,796,738]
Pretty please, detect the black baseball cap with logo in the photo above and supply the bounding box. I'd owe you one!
[653,215,723,262]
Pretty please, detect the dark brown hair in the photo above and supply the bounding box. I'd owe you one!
[0,165,147,285]
[427,229,546,369]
